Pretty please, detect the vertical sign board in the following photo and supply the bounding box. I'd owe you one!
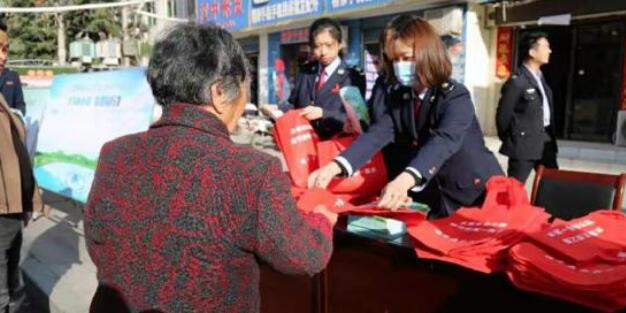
[496,27,513,79]
[33,68,155,203]
[621,32,626,110]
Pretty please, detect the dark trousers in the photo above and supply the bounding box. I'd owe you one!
[0,214,24,313]
[508,140,559,184]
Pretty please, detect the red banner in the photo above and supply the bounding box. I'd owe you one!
[621,33,626,110]
[496,27,513,79]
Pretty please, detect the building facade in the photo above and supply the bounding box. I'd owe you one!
[484,0,626,146]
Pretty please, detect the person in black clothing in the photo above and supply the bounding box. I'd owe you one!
[496,31,558,184]
[261,18,365,139]
[0,22,25,115]
[309,15,503,217]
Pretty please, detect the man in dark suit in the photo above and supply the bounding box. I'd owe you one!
[497,32,558,184]
[0,21,25,115]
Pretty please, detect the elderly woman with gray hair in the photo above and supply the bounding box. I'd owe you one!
[84,23,336,313]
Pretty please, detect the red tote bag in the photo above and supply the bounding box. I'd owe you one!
[316,135,387,196]
[273,110,320,187]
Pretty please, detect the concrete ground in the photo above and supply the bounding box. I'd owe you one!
[19,134,626,313]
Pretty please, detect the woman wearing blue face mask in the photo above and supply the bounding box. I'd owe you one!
[308,15,503,218]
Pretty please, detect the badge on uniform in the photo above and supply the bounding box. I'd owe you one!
[526,88,536,94]
[403,93,410,100]
[337,68,345,76]
[6,80,13,86]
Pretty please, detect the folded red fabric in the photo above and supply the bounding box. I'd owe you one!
[407,176,550,273]
[274,111,387,196]
[507,210,626,312]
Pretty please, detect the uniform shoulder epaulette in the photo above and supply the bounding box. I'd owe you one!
[352,65,364,73]
[440,81,455,94]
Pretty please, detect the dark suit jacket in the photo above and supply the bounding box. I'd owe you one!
[279,60,365,139]
[496,65,556,160]
[0,69,25,115]
[340,77,503,211]
[84,104,332,312]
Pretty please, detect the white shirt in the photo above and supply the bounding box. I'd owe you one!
[525,65,551,127]
[316,57,342,84]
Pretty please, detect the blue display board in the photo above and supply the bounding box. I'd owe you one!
[251,0,323,26]
[325,0,391,12]
[33,68,155,203]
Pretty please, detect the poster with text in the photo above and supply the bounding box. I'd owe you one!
[33,68,155,202]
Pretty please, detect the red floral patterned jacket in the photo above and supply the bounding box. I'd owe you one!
[84,103,333,312]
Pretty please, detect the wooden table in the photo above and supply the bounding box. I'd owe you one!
[260,217,602,313]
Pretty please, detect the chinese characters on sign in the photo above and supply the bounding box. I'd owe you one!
[197,0,249,30]
[496,27,513,79]
[280,28,309,44]
[327,0,389,11]
[251,0,322,26]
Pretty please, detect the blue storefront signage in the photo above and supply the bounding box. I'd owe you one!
[197,0,249,31]
[251,0,323,26]
[325,0,391,12]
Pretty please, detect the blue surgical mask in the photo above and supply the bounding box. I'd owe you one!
[393,61,416,87]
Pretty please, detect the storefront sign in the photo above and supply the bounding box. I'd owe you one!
[33,68,155,203]
[280,27,309,44]
[496,27,513,79]
[326,0,390,12]
[251,0,322,26]
[197,0,249,31]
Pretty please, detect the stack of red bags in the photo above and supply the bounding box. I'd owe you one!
[507,210,626,312]
[407,176,550,273]
[273,110,387,200]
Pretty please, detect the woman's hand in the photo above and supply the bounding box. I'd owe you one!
[308,162,342,189]
[377,172,416,211]
[300,106,323,120]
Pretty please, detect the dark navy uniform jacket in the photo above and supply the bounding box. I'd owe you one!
[338,76,503,214]
[0,69,25,115]
[496,66,556,160]
[279,60,365,139]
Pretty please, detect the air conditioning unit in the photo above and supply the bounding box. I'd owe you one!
[615,110,626,146]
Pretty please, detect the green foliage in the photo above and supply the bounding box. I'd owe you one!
[2,0,57,60]
[1,0,138,60]
[66,1,122,41]
[34,150,97,170]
